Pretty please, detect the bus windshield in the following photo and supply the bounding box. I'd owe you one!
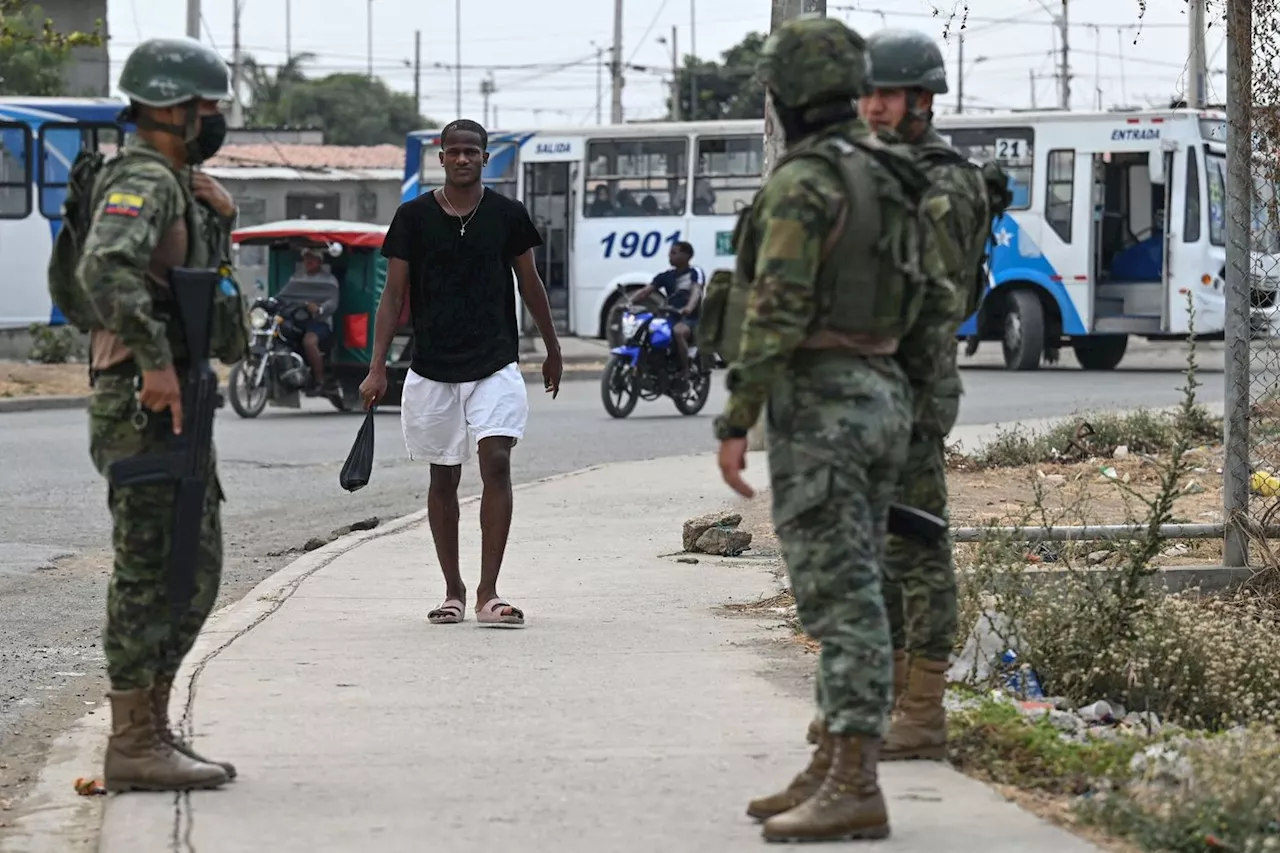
[1206,152,1226,247]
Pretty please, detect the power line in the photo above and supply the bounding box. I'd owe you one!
[830,4,1195,30]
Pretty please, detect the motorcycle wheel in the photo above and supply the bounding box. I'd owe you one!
[673,369,711,416]
[600,356,640,419]
[228,359,269,419]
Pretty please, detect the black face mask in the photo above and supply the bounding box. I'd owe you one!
[188,113,227,164]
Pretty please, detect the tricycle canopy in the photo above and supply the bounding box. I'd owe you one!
[231,219,395,368]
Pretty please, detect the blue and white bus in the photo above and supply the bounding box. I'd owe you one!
[404,108,1271,371]
[0,97,130,329]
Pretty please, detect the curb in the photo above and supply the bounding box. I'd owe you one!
[0,394,89,414]
[1,459,614,852]
[0,361,611,414]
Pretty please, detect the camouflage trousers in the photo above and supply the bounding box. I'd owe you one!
[88,374,224,691]
[883,389,960,663]
[767,354,912,738]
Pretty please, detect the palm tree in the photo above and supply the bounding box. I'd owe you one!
[241,52,315,126]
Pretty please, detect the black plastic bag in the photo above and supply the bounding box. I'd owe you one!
[340,409,376,492]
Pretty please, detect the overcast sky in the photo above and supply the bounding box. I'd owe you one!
[103,0,1228,128]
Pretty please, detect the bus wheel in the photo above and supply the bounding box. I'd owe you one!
[1073,335,1128,371]
[1002,289,1046,371]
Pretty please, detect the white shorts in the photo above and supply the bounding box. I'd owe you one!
[400,363,529,465]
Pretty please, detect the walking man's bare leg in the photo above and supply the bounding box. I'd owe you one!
[426,464,466,621]
[475,436,523,625]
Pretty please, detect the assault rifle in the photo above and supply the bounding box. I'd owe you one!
[888,503,947,546]
[107,267,221,625]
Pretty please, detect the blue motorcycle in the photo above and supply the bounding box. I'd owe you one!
[601,287,713,419]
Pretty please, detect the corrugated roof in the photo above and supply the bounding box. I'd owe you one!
[206,144,405,170]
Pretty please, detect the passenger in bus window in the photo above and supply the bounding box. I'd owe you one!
[615,189,643,216]
[589,183,614,217]
[641,194,660,215]
[693,179,716,215]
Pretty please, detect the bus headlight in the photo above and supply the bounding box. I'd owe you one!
[249,306,270,329]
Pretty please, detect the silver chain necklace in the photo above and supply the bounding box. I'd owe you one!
[439,187,482,237]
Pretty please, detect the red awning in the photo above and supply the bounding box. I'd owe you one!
[232,219,388,248]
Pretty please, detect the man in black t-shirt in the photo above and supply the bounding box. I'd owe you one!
[627,241,705,377]
[359,119,564,629]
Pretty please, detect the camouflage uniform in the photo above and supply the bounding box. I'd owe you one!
[72,37,245,792]
[714,17,952,843]
[865,29,995,762]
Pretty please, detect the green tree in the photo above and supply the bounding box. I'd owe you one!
[242,54,434,145]
[0,2,101,96]
[669,31,767,121]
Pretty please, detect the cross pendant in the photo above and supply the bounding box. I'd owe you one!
[460,226,466,236]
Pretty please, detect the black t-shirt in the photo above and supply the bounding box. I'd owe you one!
[382,188,543,383]
[650,266,705,315]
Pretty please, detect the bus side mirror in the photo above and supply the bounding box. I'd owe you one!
[1148,150,1165,184]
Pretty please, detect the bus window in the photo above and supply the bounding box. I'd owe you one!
[584,137,687,218]
[944,126,1034,210]
[38,124,122,219]
[485,141,518,199]
[0,124,31,219]
[693,135,762,215]
[419,141,445,192]
[1184,149,1201,243]
[1046,149,1074,242]
[1205,148,1225,247]
[1254,173,1280,255]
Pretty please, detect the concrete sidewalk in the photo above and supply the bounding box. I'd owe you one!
[83,441,1101,852]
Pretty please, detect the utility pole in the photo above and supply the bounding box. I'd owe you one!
[285,0,291,60]
[186,0,200,39]
[481,74,495,127]
[366,0,374,79]
[1058,0,1070,109]
[749,0,826,452]
[455,0,463,118]
[956,32,964,114]
[689,0,697,121]
[414,30,421,116]
[671,26,680,121]
[1030,70,1037,108]
[230,0,243,127]
[1188,0,1208,108]
[595,46,604,124]
[610,0,624,123]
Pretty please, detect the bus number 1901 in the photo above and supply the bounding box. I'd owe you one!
[601,230,682,259]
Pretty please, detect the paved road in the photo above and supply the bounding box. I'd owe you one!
[0,339,1221,801]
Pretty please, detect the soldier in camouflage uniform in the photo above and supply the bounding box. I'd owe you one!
[713,16,955,843]
[860,29,995,761]
[75,38,247,792]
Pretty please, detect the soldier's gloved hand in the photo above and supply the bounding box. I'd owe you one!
[192,172,236,218]
[140,367,184,434]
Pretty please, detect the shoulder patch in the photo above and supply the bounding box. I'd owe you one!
[103,192,145,217]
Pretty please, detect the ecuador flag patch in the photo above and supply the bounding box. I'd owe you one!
[104,192,144,217]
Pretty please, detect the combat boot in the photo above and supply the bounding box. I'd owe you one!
[152,675,238,779]
[762,734,890,843]
[892,649,908,709]
[881,657,950,761]
[747,719,832,821]
[104,688,228,793]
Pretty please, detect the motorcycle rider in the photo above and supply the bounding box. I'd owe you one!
[627,241,705,379]
[277,247,339,395]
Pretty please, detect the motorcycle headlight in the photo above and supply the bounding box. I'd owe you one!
[249,306,269,329]
[620,314,640,339]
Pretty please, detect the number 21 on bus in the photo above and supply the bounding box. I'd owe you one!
[601,230,683,259]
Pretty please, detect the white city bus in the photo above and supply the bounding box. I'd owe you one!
[404,108,1271,370]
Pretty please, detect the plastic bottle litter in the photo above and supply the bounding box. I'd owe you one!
[1000,649,1045,700]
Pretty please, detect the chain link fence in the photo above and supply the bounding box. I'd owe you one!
[1223,0,1280,565]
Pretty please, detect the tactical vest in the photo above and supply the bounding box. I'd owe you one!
[915,143,992,323]
[698,130,932,370]
[48,145,249,370]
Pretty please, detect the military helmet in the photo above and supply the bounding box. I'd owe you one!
[865,29,949,95]
[758,16,870,109]
[118,37,233,108]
